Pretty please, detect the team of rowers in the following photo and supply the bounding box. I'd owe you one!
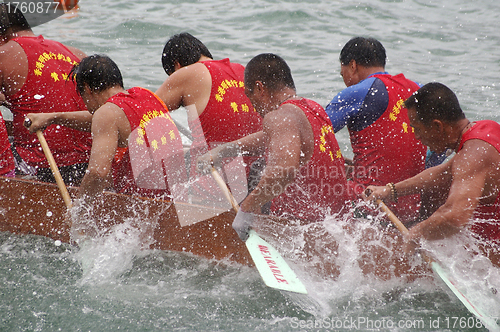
[0,5,498,266]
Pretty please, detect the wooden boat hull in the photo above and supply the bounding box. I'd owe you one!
[0,177,445,281]
[0,176,252,265]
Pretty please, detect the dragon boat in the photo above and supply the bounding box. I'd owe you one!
[0,176,253,265]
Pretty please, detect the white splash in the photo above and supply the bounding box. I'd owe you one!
[69,200,159,286]
[74,220,148,285]
[255,201,500,322]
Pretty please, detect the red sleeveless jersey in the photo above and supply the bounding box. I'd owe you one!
[458,120,500,243]
[192,58,262,146]
[270,98,349,221]
[108,87,183,197]
[8,35,91,168]
[349,73,426,221]
[0,114,15,175]
[188,59,262,169]
[186,59,262,199]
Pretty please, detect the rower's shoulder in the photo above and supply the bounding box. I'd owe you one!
[160,62,210,89]
[456,138,500,169]
[263,103,311,139]
[179,62,210,76]
[269,102,306,123]
[65,45,86,60]
[0,40,23,57]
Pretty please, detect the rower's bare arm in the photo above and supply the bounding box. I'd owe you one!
[0,41,30,97]
[408,140,498,241]
[196,131,266,174]
[25,111,92,133]
[398,160,453,196]
[221,131,267,158]
[364,159,453,202]
[78,105,120,201]
[240,111,302,213]
[0,42,18,96]
[155,63,210,115]
[155,73,186,112]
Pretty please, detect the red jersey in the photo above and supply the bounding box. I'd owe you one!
[7,35,91,169]
[458,120,500,242]
[188,58,262,168]
[270,98,349,221]
[108,87,183,197]
[0,114,15,176]
[349,73,426,221]
[186,59,262,200]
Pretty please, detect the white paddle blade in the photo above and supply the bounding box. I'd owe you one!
[245,230,308,294]
[431,262,500,332]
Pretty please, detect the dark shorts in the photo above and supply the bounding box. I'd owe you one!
[36,163,88,187]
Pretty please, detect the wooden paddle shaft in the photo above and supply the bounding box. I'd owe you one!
[171,117,194,142]
[376,199,434,265]
[36,130,73,208]
[376,199,409,236]
[211,167,240,212]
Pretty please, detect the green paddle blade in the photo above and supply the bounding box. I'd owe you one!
[245,230,308,294]
[431,261,500,332]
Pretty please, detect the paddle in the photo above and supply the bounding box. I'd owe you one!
[33,127,73,209]
[170,117,193,142]
[210,167,308,294]
[376,199,500,331]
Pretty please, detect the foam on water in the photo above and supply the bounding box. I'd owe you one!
[2,209,499,331]
[421,231,500,319]
[74,221,148,285]
[67,197,162,286]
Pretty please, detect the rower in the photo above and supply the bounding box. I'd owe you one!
[325,37,427,223]
[364,82,500,265]
[197,53,350,239]
[0,3,92,186]
[69,54,183,204]
[155,33,263,200]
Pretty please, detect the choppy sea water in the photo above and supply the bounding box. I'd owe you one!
[2,0,500,331]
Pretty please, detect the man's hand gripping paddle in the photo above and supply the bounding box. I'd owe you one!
[375,198,500,331]
[210,167,307,294]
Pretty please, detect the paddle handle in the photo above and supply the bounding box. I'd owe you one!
[36,130,73,208]
[171,117,194,142]
[210,167,239,212]
[376,199,435,266]
[376,199,409,236]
